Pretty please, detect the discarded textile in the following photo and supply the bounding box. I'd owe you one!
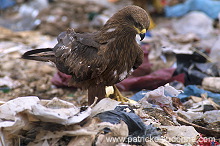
[178,85,220,104]
[173,53,219,85]
[117,68,183,91]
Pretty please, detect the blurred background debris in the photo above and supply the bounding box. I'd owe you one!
[1,0,220,145]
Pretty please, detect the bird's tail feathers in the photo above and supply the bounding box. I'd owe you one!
[21,48,55,62]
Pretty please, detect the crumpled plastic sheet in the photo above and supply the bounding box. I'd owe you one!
[178,110,220,124]
[139,84,182,108]
[0,0,48,31]
[172,11,214,38]
[0,96,91,126]
[0,96,91,145]
[130,82,183,102]
[165,0,220,19]
[0,76,21,89]
[130,90,149,101]
[96,105,161,145]
[210,35,220,62]
[0,97,120,145]
[178,85,220,104]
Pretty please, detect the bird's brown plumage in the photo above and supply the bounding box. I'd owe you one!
[22,5,150,104]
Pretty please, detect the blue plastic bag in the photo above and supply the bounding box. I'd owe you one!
[178,85,220,104]
[165,0,220,19]
[0,0,15,10]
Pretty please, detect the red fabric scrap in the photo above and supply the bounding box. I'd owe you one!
[116,68,183,91]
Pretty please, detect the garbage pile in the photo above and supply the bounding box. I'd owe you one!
[1,0,220,145]
[0,85,219,145]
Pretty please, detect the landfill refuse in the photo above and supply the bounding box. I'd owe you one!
[0,96,92,145]
[0,0,48,31]
[209,35,220,62]
[172,11,214,38]
[174,52,219,85]
[202,77,220,92]
[96,106,161,144]
[139,84,182,109]
[0,76,20,91]
[160,126,199,145]
[117,68,182,91]
[1,0,220,145]
[165,0,220,19]
[178,85,220,104]
[0,0,15,10]
[129,90,148,101]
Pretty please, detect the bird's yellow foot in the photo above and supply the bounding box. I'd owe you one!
[105,85,137,104]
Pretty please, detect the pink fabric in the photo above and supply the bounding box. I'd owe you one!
[116,68,183,91]
[51,71,72,87]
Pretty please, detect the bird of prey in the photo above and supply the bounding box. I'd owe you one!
[22,5,150,105]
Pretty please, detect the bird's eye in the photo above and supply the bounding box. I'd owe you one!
[126,15,142,29]
[127,15,135,23]
[134,21,141,28]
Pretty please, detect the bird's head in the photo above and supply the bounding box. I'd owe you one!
[105,5,150,41]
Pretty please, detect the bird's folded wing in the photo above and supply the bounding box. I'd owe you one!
[53,29,109,82]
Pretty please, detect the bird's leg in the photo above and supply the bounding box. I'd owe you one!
[112,85,129,103]
[106,85,136,104]
[88,85,106,105]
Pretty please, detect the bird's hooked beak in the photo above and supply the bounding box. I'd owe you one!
[139,29,146,41]
[134,27,146,41]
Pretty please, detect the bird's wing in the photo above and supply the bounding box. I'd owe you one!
[53,29,109,82]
